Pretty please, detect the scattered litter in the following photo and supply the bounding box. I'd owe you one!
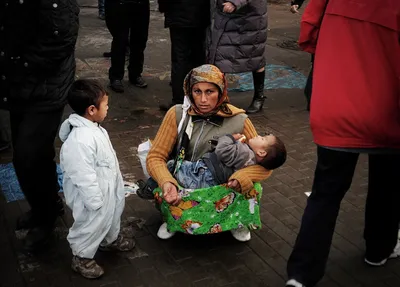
[305,192,311,197]
[127,246,149,260]
[124,181,139,197]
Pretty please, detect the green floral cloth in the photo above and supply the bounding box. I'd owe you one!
[154,183,263,235]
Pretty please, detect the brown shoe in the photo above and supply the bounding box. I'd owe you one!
[71,256,104,279]
[98,235,135,252]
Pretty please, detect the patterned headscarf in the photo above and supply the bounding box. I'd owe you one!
[183,64,232,116]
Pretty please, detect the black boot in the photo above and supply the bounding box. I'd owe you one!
[246,70,266,114]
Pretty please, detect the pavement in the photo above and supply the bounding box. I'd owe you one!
[1,2,400,287]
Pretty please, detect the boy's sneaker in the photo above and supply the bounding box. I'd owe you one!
[231,227,251,242]
[286,279,305,287]
[157,222,175,240]
[364,241,400,266]
[71,256,104,279]
[98,235,135,252]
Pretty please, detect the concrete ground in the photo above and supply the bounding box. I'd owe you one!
[1,2,400,287]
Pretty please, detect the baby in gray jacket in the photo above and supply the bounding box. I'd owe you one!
[169,133,287,189]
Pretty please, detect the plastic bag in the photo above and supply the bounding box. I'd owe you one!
[137,139,152,179]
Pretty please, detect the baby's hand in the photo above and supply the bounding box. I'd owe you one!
[290,5,299,14]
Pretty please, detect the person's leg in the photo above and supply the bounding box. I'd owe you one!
[287,147,359,287]
[0,109,11,151]
[189,27,207,69]
[10,108,64,251]
[364,153,400,264]
[246,67,266,114]
[105,2,130,92]
[128,0,149,88]
[160,27,192,111]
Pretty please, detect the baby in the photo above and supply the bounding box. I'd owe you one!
[170,133,287,189]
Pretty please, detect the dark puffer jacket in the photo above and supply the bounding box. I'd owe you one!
[207,0,268,73]
[158,0,210,28]
[0,0,80,112]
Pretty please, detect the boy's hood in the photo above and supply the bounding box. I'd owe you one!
[59,114,99,142]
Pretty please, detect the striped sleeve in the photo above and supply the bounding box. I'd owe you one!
[146,107,179,188]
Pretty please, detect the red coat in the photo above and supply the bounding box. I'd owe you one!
[299,0,400,149]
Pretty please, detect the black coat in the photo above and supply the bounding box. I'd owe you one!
[0,0,80,112]
[158,0,210,28]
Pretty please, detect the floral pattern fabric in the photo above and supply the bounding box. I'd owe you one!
[154,183,263,235]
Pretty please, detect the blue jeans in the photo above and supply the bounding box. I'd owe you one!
[167,160,217,189]
[98,0,105,15]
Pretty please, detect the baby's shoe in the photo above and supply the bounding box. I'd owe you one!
[231,226,251,242]
[71,256,104,279]
[157,222,176,239]
[99,234,136,252]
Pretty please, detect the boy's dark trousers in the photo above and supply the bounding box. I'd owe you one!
[287,147,400,286]
[10,108,64,227]
[105,0,150,81]
[169,27,206,104]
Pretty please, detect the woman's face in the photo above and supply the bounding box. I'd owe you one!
[191,82,220,114]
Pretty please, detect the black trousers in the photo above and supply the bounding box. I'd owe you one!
[169,27,206,104]
[287,147,400,286]
[105,0,149,81]
[10,108,64,226]
[304,54,314,111]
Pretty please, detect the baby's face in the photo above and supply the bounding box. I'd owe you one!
[248,134,276,152]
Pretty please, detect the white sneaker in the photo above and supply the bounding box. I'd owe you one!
[286,279,305,287]
[157,222,176,240]
[231,227,251,242]
[364,240,400,266]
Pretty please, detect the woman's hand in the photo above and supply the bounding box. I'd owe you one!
[227,179,241,192]
[162,182,181,205]
[232,133,245,141]
[290,5,299,13]
[223,2,236,13]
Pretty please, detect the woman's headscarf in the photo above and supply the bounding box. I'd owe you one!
[183,64,232,116]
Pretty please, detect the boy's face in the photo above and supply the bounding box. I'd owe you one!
[89,94,109,123]
[248,134,276,158]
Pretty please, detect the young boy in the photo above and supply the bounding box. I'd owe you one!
[170,133,287,189]
[59,79,134,279]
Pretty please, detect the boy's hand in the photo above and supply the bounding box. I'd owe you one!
[223,2,236,13]
[232,133,245,141]
[162,182,181,205]
[290,5,299,13]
